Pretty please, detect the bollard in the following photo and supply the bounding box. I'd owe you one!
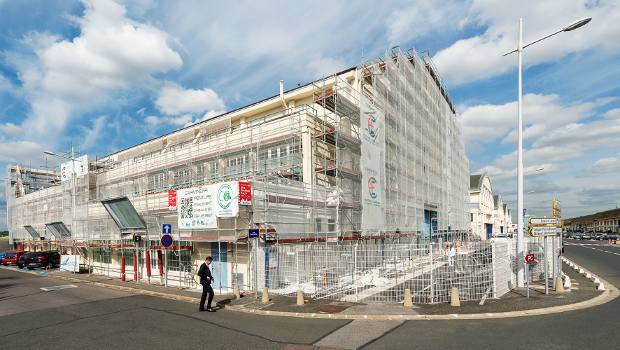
[233,284,241,299]
[296,289,305,306]
[555,277,564,292]
[262,288,270,304]
[563,276,572,289]
[597,283,605,291]
[403,288,413,308]
[450,287,460,307]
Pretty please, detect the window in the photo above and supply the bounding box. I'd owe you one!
[225,153,249,177]
[148,171,169,193]
[470,213,474,222]
[173,167,191,187]
[93,248,112,264]
[166,250,192,272]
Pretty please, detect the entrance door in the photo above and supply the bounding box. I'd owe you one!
[424,209,438,240]
[485,224,493,239]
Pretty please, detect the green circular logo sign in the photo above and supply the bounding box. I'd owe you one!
[217,184,233,209]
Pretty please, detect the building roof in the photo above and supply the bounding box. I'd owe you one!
[563,208,620,224]
[470,174,483,191]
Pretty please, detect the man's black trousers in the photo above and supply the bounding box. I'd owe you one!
[200,283,214,310]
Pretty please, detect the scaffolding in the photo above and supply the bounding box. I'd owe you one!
[7,49,474,302]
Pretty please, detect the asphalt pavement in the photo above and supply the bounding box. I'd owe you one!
[0,239,618,349]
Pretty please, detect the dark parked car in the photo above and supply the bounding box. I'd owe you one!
[25,251,61,270]
[2,251,25,266]
[17,252,36,269]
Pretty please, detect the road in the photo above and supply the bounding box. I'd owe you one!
[0,239,618,349]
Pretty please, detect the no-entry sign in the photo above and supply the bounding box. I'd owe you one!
[161,234,173,248]
[524,253,536,264]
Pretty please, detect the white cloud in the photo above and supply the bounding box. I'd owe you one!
[386,0,470,43]
[433,0,620,85]
[0,123,22,136]
[155,82,224,116]
[604,108,620,119]
[0,140,44,163]
[81,115,107,149]
[144,113,201,128]
[593,154,620,173]
[459,93,606,145]
[307,57,349,79]
[16,0,182,141]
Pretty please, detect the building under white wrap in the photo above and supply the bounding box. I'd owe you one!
[6,48,470,298]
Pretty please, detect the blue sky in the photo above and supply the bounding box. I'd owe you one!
[1,0,619,229]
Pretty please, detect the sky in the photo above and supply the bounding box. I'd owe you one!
[0,0,619,229]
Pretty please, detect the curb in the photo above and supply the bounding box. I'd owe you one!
[3,263,618,321]
[224,258,619,321]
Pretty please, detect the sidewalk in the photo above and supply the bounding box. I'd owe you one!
[47,269,232,306]
[14,259,616,320]
[224,260,617,320]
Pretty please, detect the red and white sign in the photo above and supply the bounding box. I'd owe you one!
[168,190,177,210]
[524,253,536,265]
[239,181,252,205]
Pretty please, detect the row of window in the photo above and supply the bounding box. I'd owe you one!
[92,248,192,272]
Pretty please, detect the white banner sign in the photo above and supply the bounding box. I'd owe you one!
[60,255,80,272]
[60,155,89,182]
[177,181,240,229]
[360,96,385,233]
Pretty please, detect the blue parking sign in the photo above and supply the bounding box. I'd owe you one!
[162,223,172,234]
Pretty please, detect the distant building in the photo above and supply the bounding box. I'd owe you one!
[563,208,620,233]
[469,174,513,239]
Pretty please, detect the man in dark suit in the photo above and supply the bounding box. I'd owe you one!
[198,256,215,312]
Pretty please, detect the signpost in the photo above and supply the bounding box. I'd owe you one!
[529,218,560,226]
[162,224,172,235]
[524,253,536,298]
[161,223,173,287]
[248,228,259,238]
[528,226,561,236]
[161,234,173,248]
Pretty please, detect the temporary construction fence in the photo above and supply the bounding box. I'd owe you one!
[255,238,512,304]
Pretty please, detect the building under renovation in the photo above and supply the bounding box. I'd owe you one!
[6,48,471,299]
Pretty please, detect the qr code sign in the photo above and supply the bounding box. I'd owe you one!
[180,197,193,219]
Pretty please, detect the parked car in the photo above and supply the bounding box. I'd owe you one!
[1,251,25,266]
[580,233,592,240]
[606,234,620,241]
[25,251,61,269]
[597,234,609,241]
[17,252,36,269]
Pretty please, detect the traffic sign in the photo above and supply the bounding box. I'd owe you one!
[524,253,536,264]
[162,223,172,235]
[248,229,259,238]
[133,235,142,243]
[161,234,173,247]
[529,226,561,236]
[529,218,560,226]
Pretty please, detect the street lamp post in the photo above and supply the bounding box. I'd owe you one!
[503,17,591,288]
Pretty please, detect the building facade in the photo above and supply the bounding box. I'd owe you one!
[469,174,513,239]
[6,49,469,291]
[563,208,620,233]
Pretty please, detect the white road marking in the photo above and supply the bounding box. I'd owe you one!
[40,284,78,292]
